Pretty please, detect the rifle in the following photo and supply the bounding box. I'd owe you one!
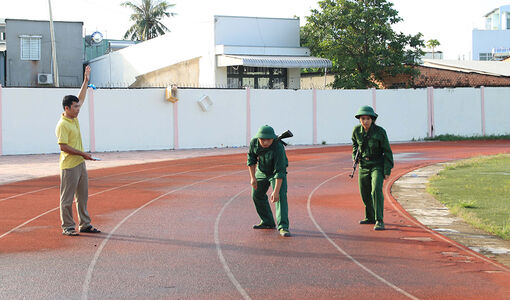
[349,149,361,178]
[277,130,293,146]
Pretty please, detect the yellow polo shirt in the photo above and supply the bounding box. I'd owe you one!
[55,113,84,170]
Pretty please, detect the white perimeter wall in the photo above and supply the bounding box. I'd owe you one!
[376,89,429,141]
[485,87,510,135]
[250,89,313,145]
[93,89,173,152]
[1,86,510,155]
[434,88,482,136]
[316,89,372,144]
[1,88,90,155]
[178,89,246,148]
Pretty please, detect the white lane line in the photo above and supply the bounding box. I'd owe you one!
[81,169,245,300]
[214,163,335,299]
[0,161,217,203]
[0,186,55,203]
[0,207,59,239]
[385,168,510,273]
[214,188,252,300]
[306,172,419,300]
[0,164,233,240]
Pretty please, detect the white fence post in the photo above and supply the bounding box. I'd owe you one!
[480,86,486,136]
[427,87,435,138]
[87,88,96,152]
[173,101,179,150]
[312,88,317,145]
[371,87,376,111]
[246,87,251,146]
[0,84,2,155]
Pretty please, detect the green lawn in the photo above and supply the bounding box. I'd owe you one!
[424,134,510,141]
[427,154,510,240]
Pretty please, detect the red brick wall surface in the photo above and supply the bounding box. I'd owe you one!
[380,66,510,89]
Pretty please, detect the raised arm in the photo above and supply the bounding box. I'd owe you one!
[78,65,91,106]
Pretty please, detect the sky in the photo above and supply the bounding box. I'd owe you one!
[1,0,509,59]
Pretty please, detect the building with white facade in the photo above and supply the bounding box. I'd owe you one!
[88,15,331,89]
[472,5,510,61]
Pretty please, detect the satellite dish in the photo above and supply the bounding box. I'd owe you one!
[91,31,103,44]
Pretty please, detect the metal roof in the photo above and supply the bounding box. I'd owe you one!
[422,59,510,77]
[217,55,332,68]
[484,8,499,17]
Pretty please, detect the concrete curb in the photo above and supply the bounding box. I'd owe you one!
[392,162,510,268]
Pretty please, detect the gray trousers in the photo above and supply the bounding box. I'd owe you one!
[60,162,91,230]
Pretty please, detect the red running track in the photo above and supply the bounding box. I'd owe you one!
[1,141,510,299]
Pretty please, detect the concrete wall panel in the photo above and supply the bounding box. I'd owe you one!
[93,89,173,151]
[2,88,89,154]
[316,89,372,144]
[2,87,510,155]
[250,89,313,145]
[484,87,510,135]
[376,89,428,141]
[177,89,246,148]
[433,88,482,136]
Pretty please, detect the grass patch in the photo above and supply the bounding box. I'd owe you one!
[424,134,510,141]
[427,154,510,240]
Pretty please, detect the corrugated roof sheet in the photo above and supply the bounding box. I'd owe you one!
[422,59,510,77]
[217,55,332,68]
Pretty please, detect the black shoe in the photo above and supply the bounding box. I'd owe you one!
[79,225,101,233]
[253,223,276,229]
[359,219,376,224]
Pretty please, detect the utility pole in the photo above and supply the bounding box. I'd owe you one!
[48,0,59,87]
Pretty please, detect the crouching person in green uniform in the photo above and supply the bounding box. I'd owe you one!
[352,106,394,231]
[247,125,290,237]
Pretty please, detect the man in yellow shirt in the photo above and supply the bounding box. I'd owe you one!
[55,65,100,236]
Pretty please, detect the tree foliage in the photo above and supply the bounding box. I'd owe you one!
[122,0,176,41]
[426,39,440,49]
[301,0,424,89]
[426,39,440,59]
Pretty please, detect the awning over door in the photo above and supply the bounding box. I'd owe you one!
[217,55,332,68]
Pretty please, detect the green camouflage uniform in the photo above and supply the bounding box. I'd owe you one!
[247,138,289,230]
[352,123,394,224]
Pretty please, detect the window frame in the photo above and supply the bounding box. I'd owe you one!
[227,66,288,89]
[479,52,494,61]
[19,35,42,61]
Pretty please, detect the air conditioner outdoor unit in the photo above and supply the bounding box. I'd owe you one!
[38,73,53,85]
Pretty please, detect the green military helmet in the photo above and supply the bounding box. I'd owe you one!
[355,105,378,120]
[254,125,278,139]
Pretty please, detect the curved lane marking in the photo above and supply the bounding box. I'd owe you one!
[0,186,56,203]
[214,187,252,300]
[0,162,218,203]
[0,164,234,240]
[307,172,419,300]
[81,169,246,300]
[214,163,337,299]
[385,167,510,273]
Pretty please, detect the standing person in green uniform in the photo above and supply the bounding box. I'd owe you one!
[352,106,394,231]
[247,125,290,237]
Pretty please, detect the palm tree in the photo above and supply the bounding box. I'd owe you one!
[122,0,176,41]
[426,39,440,59]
